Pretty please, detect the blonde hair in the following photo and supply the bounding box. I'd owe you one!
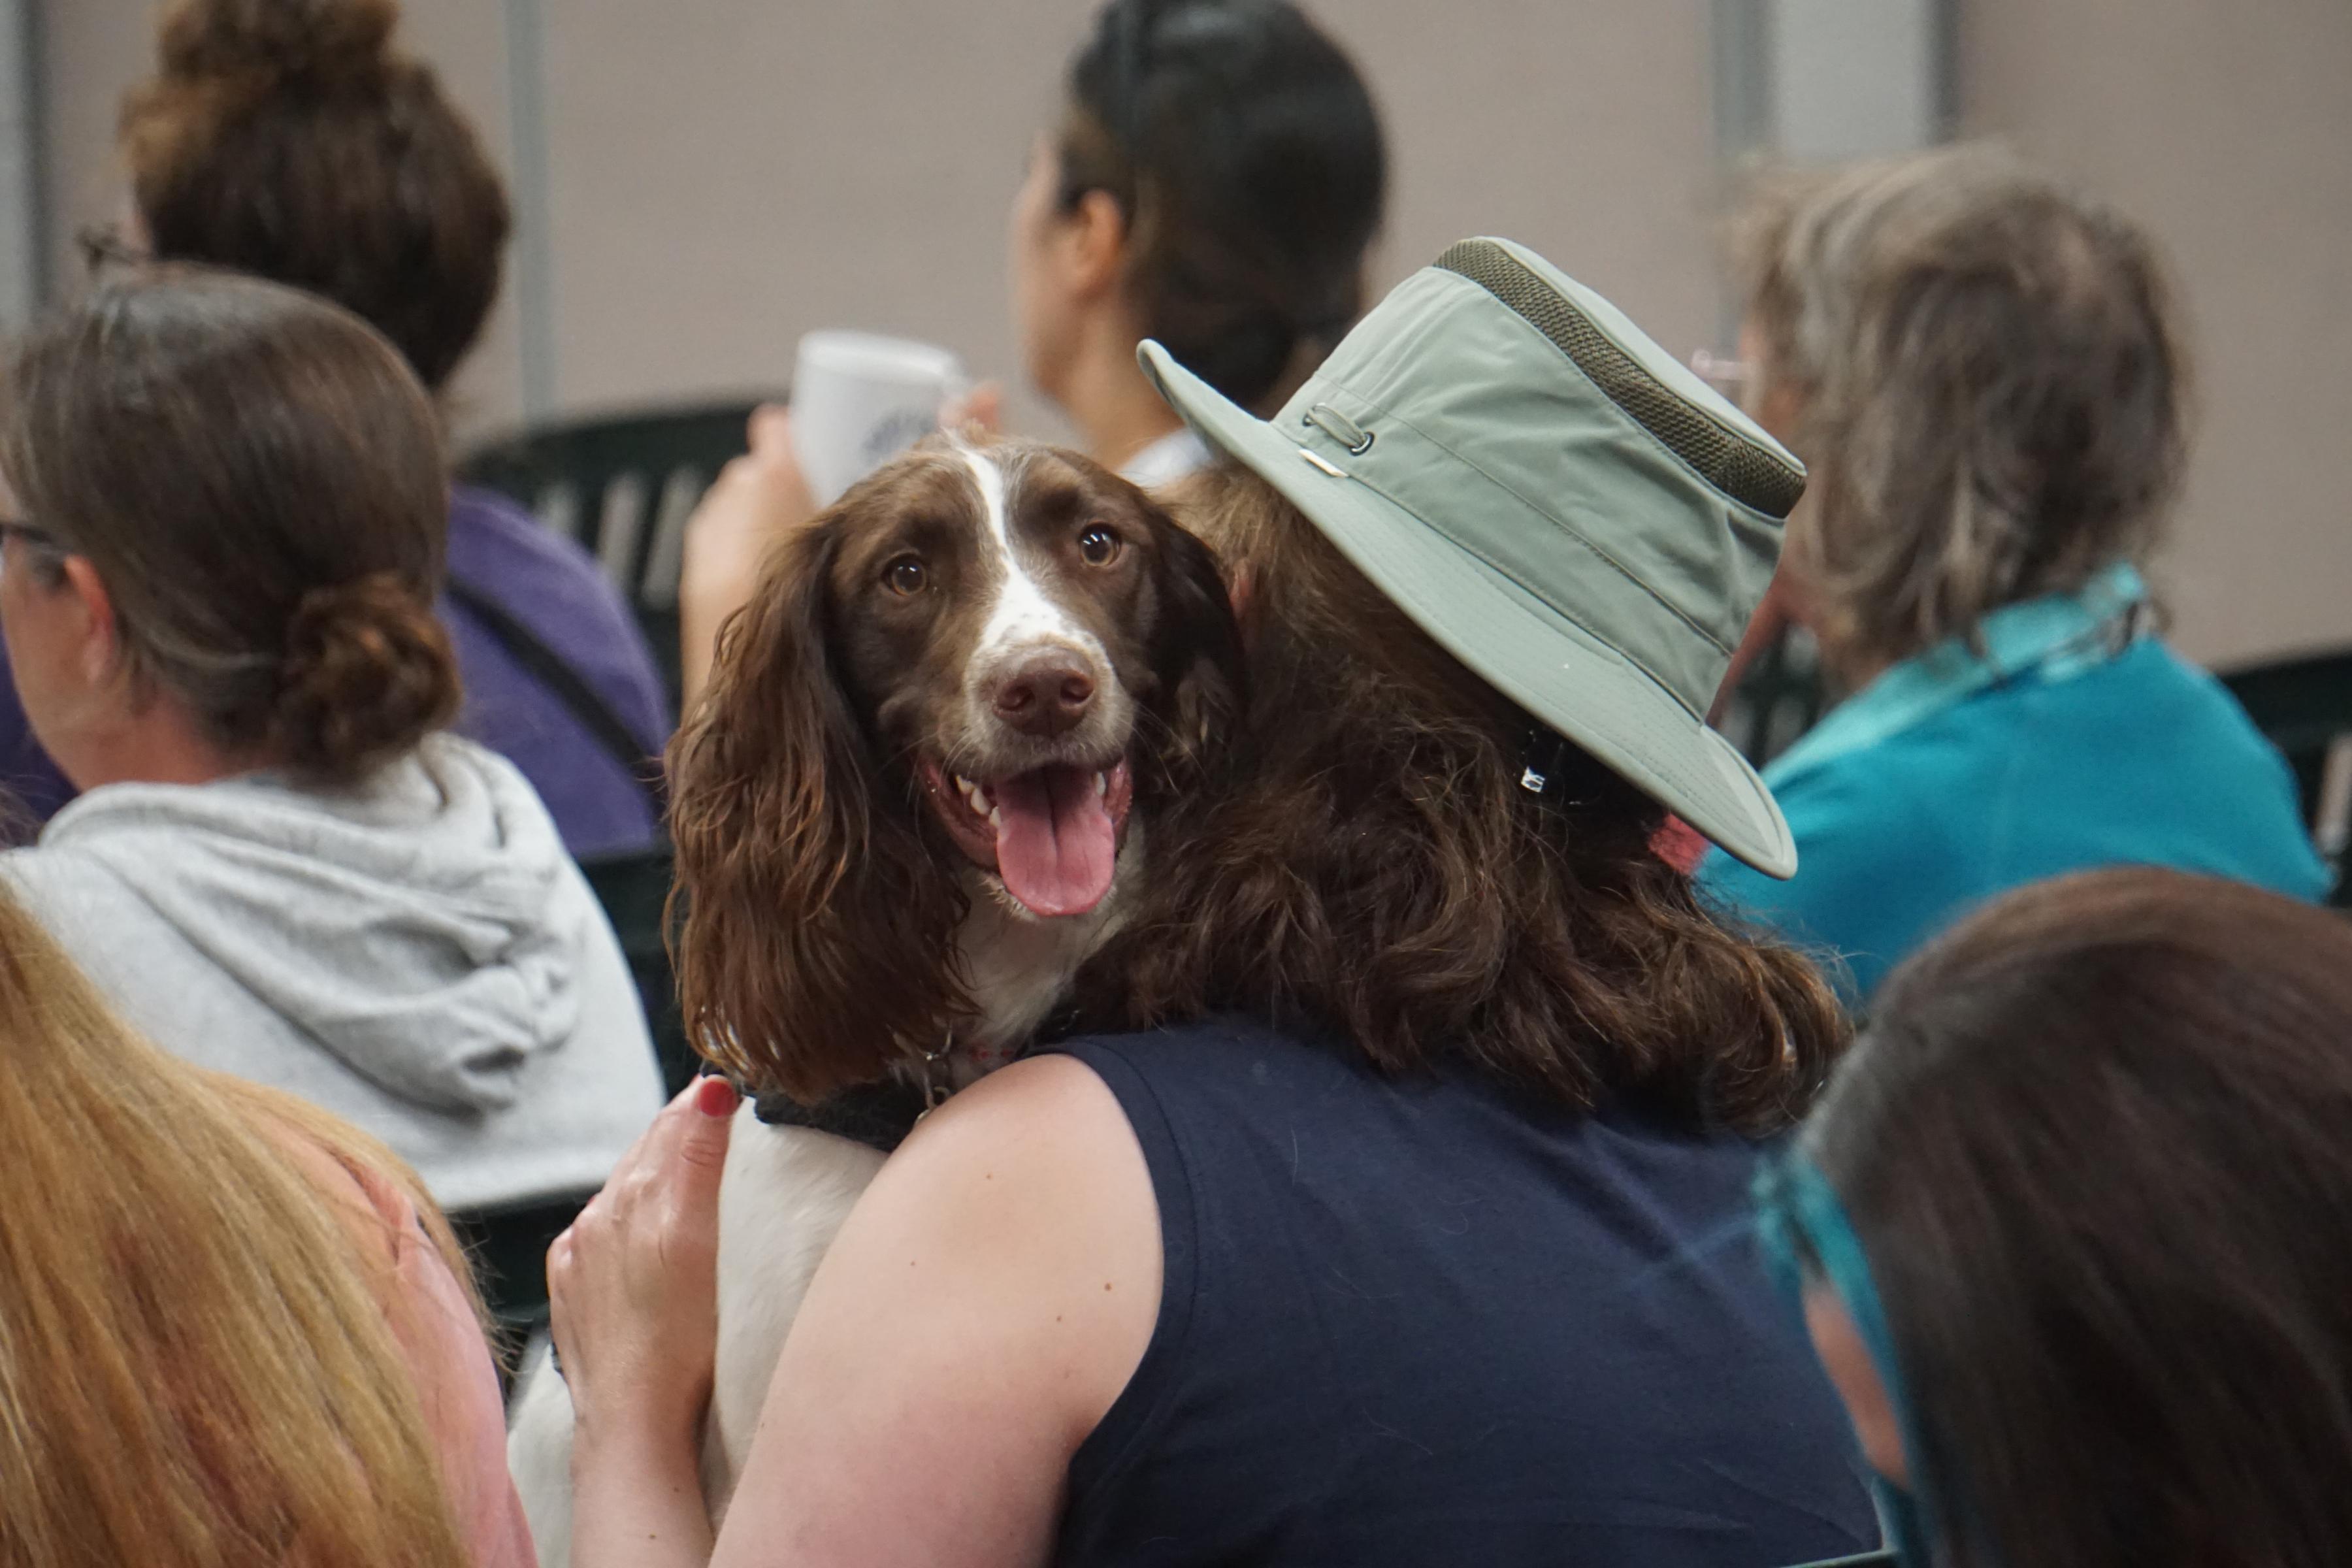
[0,879,480,1567]
[1731,143,2187,675]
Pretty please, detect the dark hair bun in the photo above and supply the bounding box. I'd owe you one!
[157,0,400,91]
[273,572,459,783]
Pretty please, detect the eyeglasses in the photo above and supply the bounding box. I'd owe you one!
[0,521,64,571]
[76,222,148,278]
[1687,348,1758,399]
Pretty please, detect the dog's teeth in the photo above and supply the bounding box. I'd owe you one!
[1095,771,1108,798]
[987,806,1002,830]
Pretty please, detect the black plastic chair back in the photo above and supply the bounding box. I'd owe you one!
[449,1188,596,1392]
[2219,648,2352,904]
[578,842,699,1095]
[457,399,780,713]
[1723,623,1831,768]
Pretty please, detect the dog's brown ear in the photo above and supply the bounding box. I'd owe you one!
[666,517,967,1101]
[1139,497,1246,794]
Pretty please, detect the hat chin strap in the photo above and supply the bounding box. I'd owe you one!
[1517,725,1577,800]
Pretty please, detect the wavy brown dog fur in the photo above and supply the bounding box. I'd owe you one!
[668,440,1240,1102]
[1076,463,1848,1132]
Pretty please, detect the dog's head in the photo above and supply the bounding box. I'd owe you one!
[670,436,1241,1100]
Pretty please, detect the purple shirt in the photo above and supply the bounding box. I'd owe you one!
[0,486,670,857]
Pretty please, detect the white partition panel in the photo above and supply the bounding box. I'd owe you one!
[0,0,44,329]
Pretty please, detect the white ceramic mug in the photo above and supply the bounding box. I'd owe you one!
[789,331,967,505]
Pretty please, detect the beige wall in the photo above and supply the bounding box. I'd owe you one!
[528,0,1719,438]
[40,1,1721,438]
[35,0,2352,666]
[1959,0,2352,666]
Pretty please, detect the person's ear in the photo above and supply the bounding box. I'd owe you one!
[1064,188,1129,302]
[1756,379,1807,446]
[57,556,122,689]
[1226,563,1254,627]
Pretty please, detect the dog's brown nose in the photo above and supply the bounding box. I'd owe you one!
[992,655,1096,738]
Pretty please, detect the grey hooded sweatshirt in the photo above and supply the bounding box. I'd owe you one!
[3,735,664,1213]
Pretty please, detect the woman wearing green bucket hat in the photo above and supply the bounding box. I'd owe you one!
[551,240,1878,1568]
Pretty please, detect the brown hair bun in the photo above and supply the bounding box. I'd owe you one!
[273,572,461,783]
[121,0,508,393]
[154,0,400,91]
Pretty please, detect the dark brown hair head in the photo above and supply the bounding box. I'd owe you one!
[1731,144,2187,674]
[1075,464,1848,1133]
[1058,0,1388,413]
[1805,867,2352,1567]
[120,0,512,393]
[0,267,459,784]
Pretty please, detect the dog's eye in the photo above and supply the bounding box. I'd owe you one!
[885,556,926,596]
[1078,525,1123,566]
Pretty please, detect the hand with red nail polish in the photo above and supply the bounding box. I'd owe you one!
[548,1073,739,1510]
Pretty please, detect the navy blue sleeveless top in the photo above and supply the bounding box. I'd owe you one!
[1049,1017,1876,1567]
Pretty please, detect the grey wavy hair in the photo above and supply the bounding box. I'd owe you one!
[1732,143,2187,674]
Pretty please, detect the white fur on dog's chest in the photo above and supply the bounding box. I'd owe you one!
[702,1109,889,1515]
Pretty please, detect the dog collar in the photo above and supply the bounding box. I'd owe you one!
[751,1081,934,1153]
[750,1032,966,1153]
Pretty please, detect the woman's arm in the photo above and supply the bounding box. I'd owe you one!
[568,1420,714,1568]
[711,1054,1160,1568]
[552,1077,741,1568]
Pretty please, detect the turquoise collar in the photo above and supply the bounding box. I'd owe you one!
[1766,563,2150,790]
[1754,1152,1941,1565]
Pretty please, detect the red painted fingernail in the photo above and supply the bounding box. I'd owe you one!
[695,1076,740,1118]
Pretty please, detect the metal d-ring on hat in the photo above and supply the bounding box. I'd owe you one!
[1136,235,1807,877]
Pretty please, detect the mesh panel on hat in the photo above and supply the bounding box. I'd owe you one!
[1434,239,1806,521]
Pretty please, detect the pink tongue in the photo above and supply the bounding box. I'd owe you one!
[992,764,1116,917]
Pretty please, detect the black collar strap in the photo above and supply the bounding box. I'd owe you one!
[752,1080,932,1154]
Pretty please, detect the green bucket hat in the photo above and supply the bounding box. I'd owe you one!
[1139,236,1805,877]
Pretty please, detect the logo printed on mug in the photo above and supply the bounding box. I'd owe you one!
[863,407,943,468]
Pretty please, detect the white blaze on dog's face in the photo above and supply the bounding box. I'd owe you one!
[818,437,1230,921]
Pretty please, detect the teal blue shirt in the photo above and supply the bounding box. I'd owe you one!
[1701,566,2331,1000]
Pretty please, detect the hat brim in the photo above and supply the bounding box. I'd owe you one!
[1140,341,1796,879]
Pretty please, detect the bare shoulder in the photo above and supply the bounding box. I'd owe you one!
[713,1053,1162,1562]
[806,1049,1159,1433]
[845,1051,1158,1282]
[907,1051,1134,1152]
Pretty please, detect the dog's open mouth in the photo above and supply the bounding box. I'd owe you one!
[918,757,1135,919]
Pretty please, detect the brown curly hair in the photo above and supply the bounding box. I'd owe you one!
[118,0,512,393]
[1073,464,1848,1134]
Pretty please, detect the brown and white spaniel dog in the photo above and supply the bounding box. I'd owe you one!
[507,437,1240,1558]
